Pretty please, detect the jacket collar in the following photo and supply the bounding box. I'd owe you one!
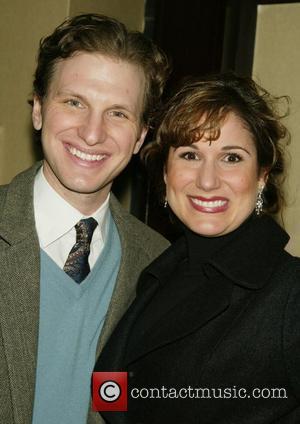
[208,214,289,289]
[137,234,187,289]
[142,214,289,291]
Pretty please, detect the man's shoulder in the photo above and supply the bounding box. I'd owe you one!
[0,164,39,224]
[109,194,170,255]
[0,163,40,193]
[0,183,8,198]
[0,183,9,219]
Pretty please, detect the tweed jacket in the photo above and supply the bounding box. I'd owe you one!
[95,215,300,424]
[0,163,169,424]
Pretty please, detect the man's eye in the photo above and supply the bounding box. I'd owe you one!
[110,111,127,119]
[179,151,198,160]
[66,99,82,108]
[224,153,242,163]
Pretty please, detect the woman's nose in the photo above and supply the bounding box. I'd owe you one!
[195,161,221,191]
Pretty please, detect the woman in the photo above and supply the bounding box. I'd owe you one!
[94,73,300,423]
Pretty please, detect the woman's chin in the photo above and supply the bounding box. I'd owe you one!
[184,221,231,237]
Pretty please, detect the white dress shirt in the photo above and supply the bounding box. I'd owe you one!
[33,167,110,270]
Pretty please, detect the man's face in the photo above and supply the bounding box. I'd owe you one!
[32,52,147,213]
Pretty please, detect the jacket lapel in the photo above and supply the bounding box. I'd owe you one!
[95,237,231,367]
[0,164,41,423]
[126,267,232,364]
[95,195,163,356]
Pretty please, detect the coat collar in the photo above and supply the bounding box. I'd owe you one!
[207,214,289,289]
[142,214,289,291]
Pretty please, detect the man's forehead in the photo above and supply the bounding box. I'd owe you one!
[48,52,145,92]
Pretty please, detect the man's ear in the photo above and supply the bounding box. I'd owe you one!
[133,126,148,154]
[32,95,43,130]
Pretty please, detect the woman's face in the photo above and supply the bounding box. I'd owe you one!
[164,112,267,237]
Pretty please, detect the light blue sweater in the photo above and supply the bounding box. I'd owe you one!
[32,214,121,424]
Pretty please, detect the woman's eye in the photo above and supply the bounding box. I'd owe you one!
[180,151,198,161]
[224,153,242,163]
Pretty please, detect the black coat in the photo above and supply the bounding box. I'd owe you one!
[95,215,300,424]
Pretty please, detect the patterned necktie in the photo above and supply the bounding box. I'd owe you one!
[63,218,98,283]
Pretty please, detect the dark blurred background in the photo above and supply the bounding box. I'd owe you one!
[113,0,299,240]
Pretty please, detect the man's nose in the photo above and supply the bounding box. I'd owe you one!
[78,112,107,146]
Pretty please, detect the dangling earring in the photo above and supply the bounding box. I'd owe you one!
[255,186,264,216]
[163,197,168,208]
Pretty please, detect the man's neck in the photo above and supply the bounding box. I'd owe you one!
[41,166,111,215]
[62,191,109,215]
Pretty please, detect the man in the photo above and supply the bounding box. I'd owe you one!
[0,14,169,424]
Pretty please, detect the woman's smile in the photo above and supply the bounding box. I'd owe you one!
[188,196,229,213]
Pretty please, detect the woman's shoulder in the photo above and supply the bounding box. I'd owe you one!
[277,250,300,279]
[281,252,300,397]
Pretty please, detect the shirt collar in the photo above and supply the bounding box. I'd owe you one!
[33,166,110,248]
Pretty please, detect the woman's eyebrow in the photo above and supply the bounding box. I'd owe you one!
[221,145,251,155]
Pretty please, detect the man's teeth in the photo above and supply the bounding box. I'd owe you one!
[191,198,227,208]
[69,146,106,161]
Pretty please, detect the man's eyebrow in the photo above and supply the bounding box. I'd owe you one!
[109,103,135,112]
[56,90,85,100]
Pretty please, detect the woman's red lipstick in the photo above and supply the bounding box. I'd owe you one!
[189,196,229,213]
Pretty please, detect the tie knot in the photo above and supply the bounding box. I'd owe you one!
[75,218,98,245]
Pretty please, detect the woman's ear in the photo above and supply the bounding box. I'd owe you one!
[163,165,167,185]
[258,168,269,188]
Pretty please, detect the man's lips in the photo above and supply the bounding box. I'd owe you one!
[189,196,229,213]
[65,144,108,162]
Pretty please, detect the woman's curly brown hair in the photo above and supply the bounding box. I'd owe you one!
[143,72,290,215]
